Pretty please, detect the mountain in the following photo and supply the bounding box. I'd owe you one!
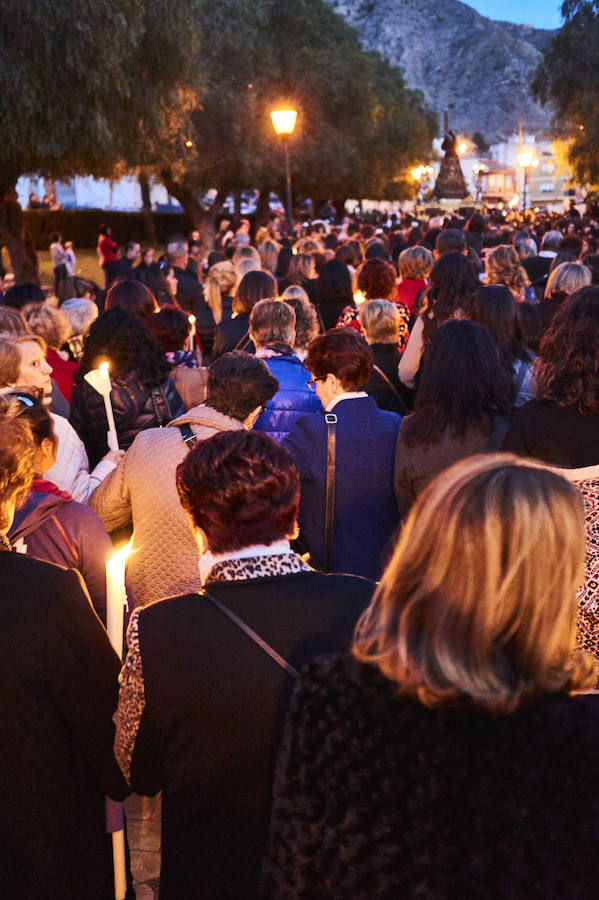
[327,0,555,141]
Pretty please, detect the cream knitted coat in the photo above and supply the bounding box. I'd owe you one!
[89,405,246,607]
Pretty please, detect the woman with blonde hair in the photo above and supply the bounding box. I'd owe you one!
[258,239,281,275]
[204,259,237,326]
[264,454,599,898]
[280,286,319,360]
[396,245,434,311]
[486,244,530,301]
[279,252,318,303]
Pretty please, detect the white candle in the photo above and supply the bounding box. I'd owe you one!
[105,540,131,900]
[84,361,119,451]
[105,541,131,659]
[187,314,196,352]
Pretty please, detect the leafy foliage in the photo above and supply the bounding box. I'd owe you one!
[532,0,599,183]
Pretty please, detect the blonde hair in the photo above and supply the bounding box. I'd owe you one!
[353,454,596,712]
[0,307,28,333]
[0,338,22,387]
[398,245,434,280]
[544,262,591,301]
[21,303,71,350]
[0,330,46,352]
[359,299,401,343]
[233,245,260,270]
[258,239,281,274]
[286,253,314,284]
[0,395,36,533]
[486,245,529,295]
[295,237,325,254]
[204,260,237,325]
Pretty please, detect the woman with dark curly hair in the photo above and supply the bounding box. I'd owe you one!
[113,429,373,899]
[69,307,184,466]
[336,258,411,353]
[399,252,479,389]
[503,286,599,667]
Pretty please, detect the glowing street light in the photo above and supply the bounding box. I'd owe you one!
[270,108,297,232]
[457,142,468,155]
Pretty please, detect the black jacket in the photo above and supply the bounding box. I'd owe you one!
[0,553,128,899]
[125,559,373,898]
[364,342,407,415]
[70,371,185,468]
[212,312,255,358]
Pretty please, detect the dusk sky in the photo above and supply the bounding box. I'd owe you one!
[464,1,563,30]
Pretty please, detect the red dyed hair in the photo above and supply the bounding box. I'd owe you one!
[176,430,299,552]
[357,258,397,300]
[305,328,373,390]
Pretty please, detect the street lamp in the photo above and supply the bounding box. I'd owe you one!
[517,151,539,212]
[270,108,297,234]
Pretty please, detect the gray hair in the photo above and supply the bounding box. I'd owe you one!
[541,230,563,252]
[166,236,188,260]
[249,300,295,347]
[60,298,99,337]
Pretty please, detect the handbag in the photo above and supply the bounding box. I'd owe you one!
[201,589,299,679]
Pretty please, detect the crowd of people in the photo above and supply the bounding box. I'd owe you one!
[1,202,599,898]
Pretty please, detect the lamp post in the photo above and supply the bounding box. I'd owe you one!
[270,108,297,235]
[517,151,539,212]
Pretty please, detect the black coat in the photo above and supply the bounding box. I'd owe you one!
[212,313,255,358]
[70,371,185,468]
[364,342,407,415]
[0,553,128,900]
[127,563,373,899]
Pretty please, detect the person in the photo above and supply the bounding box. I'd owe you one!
[0,330,121,500]
[212,270,277,358]
[0,395,129,899]
[7,393,112,622]
[258,238,281,275]
[502,286,599,467]
[395,244,434,311]
[3,282,45,310]
[315,258,354,330]
[399,252,479,389]
[395,320,512,517]
[49,231,67,301]
[146,305,207,409]
[359,300,407,415]
[263,455,599,898]
[105,278,159,322]
[60,297,99,360]
[90,352,277,607]
[97,224,120,290]
[111,241,141,281]
[540,260,591,333]
[486,244,530,302]
[469,285,536,407]
[280,286,320,360]
[278,252,318,304]
[70,307,185,467]
[203,258,237,328]
[501,285,599,665]
[284,328,401,579]
[165,236,216,358]
[113,429,374,899]
[251,300,321,442]
[64,240,77,300]
[522,229,562,297]
[337,258,410,352]
[21,303,79,403]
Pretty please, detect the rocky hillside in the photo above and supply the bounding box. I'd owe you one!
[328,0,555,141]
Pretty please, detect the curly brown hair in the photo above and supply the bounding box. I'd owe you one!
[535,286,599,414]
[486,245,529,297]
[0,395,37,533]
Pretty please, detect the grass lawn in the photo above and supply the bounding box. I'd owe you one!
[2,248,104,290]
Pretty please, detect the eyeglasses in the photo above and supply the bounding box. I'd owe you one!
[306,376,326,386]
[259,405,268,415]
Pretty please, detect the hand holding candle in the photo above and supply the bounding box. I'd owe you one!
[84,361,119,452]
[187,314,196,353]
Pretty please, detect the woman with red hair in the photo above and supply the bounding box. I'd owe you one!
[114,429,373,900]
[337,258,410,352]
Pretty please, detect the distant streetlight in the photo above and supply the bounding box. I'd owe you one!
[270,108,297,232]
[517,151,539,211]
[457,142,468,155]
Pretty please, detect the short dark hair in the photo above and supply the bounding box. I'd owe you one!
[206,351,278,420]
[106,279,158,321]
[176,430,299,552]
[436,229,466,255]
[316,259,353,305]
[146,306,190,352]
[4,283,45,310]
[305,328,373,390]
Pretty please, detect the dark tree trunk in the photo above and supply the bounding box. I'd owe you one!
[161,170,226,258]
[233,189,241,218]
[0,180,40,284]
[138,173,157,245]
[255,188,272,227]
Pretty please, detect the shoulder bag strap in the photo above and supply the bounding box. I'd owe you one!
[484,416,511,452]
[513,359,528,396]
[177,422,199,449]
[232,329,251,352]
[372,364,404,403]
[201,589,299,679]
[324,412,337,573]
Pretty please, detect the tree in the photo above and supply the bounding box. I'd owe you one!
[532,0,599,184]
[155,0,435,251]
[0,0,202,282]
